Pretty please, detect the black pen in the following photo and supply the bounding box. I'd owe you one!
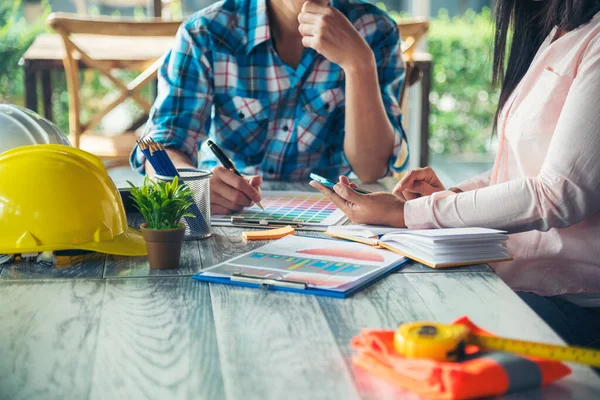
[206,139,264,210]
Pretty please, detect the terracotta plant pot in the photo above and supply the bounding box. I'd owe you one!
[140,223,186,270]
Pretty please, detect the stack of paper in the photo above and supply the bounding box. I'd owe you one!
[327,227,511,268]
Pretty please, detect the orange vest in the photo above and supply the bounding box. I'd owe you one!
[351,316,571,400]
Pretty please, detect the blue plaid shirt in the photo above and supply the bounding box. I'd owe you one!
[131,0,409,180]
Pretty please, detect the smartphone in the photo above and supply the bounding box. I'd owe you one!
[309,173,370,194]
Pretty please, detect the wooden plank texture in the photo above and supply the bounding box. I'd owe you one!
[209,284,361,400]
[89,278,224,400]
[0,280,105,400]
[316,274,437,400]
[0,253,105,280]
[103,240,201,278]
[403,273,600,398]
[401,262,492,273]
[23,33,174,63]
[197,226,266,270]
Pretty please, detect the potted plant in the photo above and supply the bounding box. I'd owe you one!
[128,176,195,269]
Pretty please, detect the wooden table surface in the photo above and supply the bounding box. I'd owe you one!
[22,33,176,69]
[1,180,598,400]
[22,33,433,67]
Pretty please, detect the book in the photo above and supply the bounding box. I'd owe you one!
[193,236,409,298]
[326,226,511,269]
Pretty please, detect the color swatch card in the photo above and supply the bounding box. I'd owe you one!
[193,236,408,298]
[211,191,348,230]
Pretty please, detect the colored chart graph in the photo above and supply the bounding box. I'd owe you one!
[213,191,346,226]
[235,252,376,278]
[297,248,385,262]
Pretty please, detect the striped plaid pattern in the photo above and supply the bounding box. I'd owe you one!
[131,0,409,181]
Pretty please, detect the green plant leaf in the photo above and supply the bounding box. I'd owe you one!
[128,176,197,230]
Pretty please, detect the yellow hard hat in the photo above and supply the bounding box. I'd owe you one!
[0,144,147,256]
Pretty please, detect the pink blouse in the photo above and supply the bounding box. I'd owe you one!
[404,12,600,300]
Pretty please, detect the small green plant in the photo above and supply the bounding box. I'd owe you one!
[128,177,195,230]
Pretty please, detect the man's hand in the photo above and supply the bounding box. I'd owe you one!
[210,167,263,215]
[298,1,373,72]
[393,167,445,201]
[310,176,406,227]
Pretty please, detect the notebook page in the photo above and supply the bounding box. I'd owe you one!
[381,237,508,257]
[386,241,509,265]
[382,228,506,242]
[381,234,507,248]
[379,238,508,257]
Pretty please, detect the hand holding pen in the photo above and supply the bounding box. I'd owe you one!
[207,139,265,213]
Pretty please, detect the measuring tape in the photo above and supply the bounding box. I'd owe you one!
[394,322,600,368]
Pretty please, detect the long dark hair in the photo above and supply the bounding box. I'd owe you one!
[492,0,600,128]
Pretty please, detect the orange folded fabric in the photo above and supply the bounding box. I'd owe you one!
[351,316,571,400]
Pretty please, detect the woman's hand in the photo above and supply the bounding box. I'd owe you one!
[393,167,446,201]
[310,176,406,227]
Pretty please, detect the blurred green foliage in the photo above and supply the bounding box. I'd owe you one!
[385,6,499,155]
[0,0,50,105]
[427,8,499,154]
[2,2,497,155]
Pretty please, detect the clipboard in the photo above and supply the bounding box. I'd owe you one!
[192,236,409,298]
[193,260,409,298]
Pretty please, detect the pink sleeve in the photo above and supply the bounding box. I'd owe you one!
[405,38,600,232]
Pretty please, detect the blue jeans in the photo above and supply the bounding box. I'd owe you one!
[517,292,600,374]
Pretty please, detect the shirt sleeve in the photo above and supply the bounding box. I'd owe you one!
[405,37,600,233]
[129,23,214,174]
[368,19,409,173]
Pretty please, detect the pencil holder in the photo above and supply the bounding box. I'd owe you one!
[156,169,212,240]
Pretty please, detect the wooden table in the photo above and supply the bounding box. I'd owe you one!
[1,180,598,399]
[20,34,433,166]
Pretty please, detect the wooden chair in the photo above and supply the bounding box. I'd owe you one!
[394,18,430,178]
[398,18,430,113]
[47,13,180,165]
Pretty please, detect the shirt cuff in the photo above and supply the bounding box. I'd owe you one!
[404,190,457,229]
[130,145,147,175]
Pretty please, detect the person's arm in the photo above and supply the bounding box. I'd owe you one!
[298,2,407,183]
[392,167,492,200]
[405,38,600,232]
[130,23,263,214]
[343,23,404,182]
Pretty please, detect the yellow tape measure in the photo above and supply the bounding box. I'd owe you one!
[394,322,600,368]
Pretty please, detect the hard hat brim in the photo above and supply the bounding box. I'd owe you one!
[0,227,148,257]
[77,227,148,256]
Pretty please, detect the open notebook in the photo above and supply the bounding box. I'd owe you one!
[326,226,512,268]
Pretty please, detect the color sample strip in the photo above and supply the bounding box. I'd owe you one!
[229,192,338,223]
